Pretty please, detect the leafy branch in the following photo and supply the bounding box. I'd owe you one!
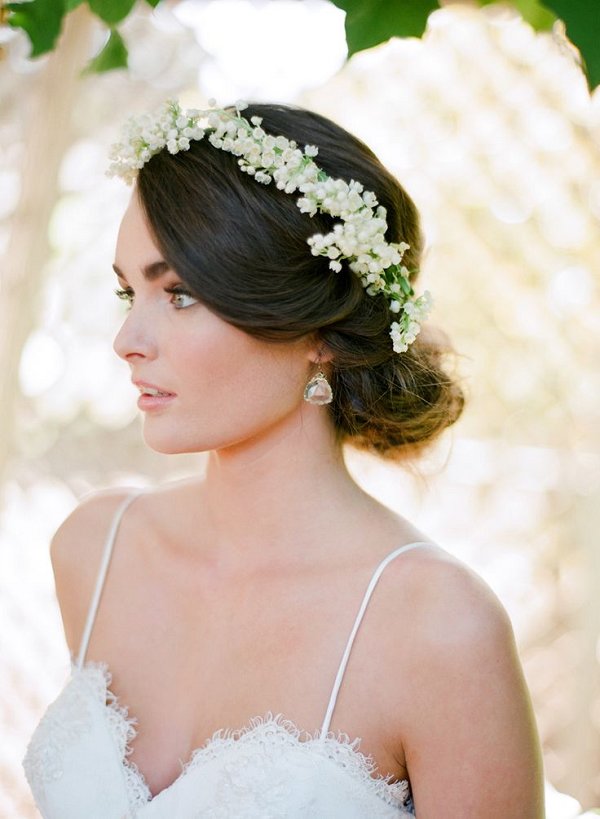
[1,0,598,91]
[2,0,158,72]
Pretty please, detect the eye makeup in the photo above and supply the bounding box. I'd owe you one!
[113,284,199,310]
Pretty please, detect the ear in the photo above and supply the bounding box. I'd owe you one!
[307,342,334,366]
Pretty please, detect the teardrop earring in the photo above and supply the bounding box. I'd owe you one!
[303,367,333,405]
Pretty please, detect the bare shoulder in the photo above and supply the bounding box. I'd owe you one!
[383,545,545,817]
[49,487,144,658]
[397,544,513,646]
[382,542,520,698]
[371,542,510,655]
[49,486,141,574]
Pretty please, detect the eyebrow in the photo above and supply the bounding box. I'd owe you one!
[112,260,171,282]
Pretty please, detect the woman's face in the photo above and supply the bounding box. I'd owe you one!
[112,190,321,455]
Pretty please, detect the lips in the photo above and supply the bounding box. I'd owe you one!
[133,380,176,396]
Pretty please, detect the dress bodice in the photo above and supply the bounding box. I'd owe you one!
[23,488,431,818]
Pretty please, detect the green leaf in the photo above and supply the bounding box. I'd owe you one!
[144,0,161,7]
[477,0,556,31]
[87,0,136,25]
[81,26,128,73]
[65,0,84,9]
[507,0,556,30]
[6,0,66,57]
[330,0,440,57]
[541,0,600,90]
[399,276,411,296]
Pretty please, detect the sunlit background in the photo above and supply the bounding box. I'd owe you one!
[1,1,599,816]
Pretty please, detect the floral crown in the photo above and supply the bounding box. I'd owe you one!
[106,99,433,354]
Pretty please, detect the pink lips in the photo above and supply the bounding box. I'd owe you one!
[137,393,175,411]
[133,380,176,396]
[133,380,177,412]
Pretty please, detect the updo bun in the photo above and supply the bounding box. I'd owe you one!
[327,320,466,462]
[136,102,466,462]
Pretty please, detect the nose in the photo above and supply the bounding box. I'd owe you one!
[112,308,157,363]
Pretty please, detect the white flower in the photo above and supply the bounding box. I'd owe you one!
[261,150,276,167]
[106,97,430,355]
[363,191,377,207]
[297,197,317,216]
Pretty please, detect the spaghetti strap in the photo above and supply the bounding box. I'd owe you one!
[319,540,433,737]
[74,489,146,670]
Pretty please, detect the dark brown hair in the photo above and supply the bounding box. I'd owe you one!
[136,102,465,463]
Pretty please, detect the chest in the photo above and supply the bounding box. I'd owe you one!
[25,665,415,818]
[86,556,410,799]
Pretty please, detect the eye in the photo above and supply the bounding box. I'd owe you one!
[164,285,199,309]
[113,284,199,311]
[114,287,134,310]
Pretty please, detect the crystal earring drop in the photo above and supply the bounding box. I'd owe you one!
[304,368,333,405]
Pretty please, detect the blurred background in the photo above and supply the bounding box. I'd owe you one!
[1,1,599,816]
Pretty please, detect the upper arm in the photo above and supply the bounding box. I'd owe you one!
[49,488,134,659]
[397,557,545,818]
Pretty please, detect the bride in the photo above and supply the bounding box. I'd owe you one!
[23,99,545,818]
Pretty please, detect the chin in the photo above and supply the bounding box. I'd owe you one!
[141,429,207,455]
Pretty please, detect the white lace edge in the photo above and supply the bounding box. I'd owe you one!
[180,712,412,810]
[70,658,412,812]
[71,658,153,810]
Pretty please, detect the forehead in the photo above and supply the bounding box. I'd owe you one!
[114,191,164,275]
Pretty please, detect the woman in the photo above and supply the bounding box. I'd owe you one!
[22,100,545,817]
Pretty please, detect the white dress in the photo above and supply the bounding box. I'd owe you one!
[23,489,430,818]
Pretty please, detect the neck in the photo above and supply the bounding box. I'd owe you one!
[194,409,377,576]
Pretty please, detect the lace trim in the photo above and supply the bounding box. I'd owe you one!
[22,673,93,787]
[181,713,411,809]
[71,658,152,811]
[71,659,413,814]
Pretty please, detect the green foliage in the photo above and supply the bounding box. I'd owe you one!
[479,0,556,30]
[6,0,66,57]
[81,25,126,73]
[510,0,556,29]
[330,0,438,56]
[329,0,596,90]
[88,0,135,25]
[4,0,140,63]
[542,0,600,89]
[1,0,598,90]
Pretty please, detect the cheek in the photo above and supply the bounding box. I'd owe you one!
[174,322,307,419]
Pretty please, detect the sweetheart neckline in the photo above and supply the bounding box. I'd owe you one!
[70,657,412,812]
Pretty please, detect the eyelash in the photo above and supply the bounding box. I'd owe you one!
[113,285,198,311]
